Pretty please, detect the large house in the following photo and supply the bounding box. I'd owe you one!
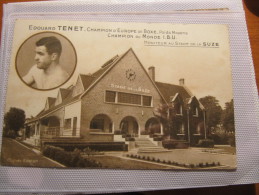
[25,48,206,149]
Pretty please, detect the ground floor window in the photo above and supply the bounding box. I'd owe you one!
[90,114,113,132]
[64,118,72,129]
[176,122,185,134]
[145,117,161,134]
[90,118,104,130]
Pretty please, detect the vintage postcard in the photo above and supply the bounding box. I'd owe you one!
[0,19,236,169]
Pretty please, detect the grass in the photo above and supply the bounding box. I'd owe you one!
[1,138,63,168]
[90,155,172,169]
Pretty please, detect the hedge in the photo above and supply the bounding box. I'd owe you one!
[42,145,102,168]
[197,139,214,148]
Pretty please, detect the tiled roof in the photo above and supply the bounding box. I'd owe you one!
[79,55,120,91]
[79,74,96,90]
[59,88,71,100]
[155,81,191,103]
[47,97,56,107]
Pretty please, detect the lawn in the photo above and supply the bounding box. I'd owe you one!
[127,148,236,168]
[1,138,63,168]
[91,155,172,169]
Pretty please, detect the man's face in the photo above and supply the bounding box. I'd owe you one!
[34,46,52,69]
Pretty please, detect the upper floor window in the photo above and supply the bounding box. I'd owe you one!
[105,91,116,103]
[175,103,183,115]
[143,96,152,107]
[192,107,199,116]
[105,90,152,107]
[118,92,141,105]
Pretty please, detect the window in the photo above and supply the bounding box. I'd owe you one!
[143,96,152,106]
[175,103,183,115]
[195,124,201,134]
[90,119,104,130]
[118,92,141,105]
[105,91,116,103]
[105,90,152,107]
[177,122,185,134]
[64,118,72,129]
[192,106,198,116]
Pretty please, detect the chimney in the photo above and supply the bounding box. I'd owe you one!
[179,78,185,86]
[148,66,155,81]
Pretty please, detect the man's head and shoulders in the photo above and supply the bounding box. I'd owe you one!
[23,36,69,90]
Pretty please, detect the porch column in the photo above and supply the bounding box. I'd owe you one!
[34,123,37,137]
[160,123,164,135]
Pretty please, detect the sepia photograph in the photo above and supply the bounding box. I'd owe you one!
[0,20,236,169]
[15,32,77,90]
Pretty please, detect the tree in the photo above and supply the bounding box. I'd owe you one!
[222,99,235,133]
[199,96,222,132]
[153,103,176,136]
[4,107,26,136]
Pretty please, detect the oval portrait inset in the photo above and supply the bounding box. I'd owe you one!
[16,32,77,90]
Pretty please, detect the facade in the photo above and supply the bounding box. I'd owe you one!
[25,48,206,147]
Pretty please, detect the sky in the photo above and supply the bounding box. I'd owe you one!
[4,20,233,117]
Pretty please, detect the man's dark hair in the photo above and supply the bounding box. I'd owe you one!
[36,36,62,56]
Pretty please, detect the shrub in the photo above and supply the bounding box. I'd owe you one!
[197,139,214,148]
[190,164,195,168]
[4,129,17,139]
[199,163,204,168]
[162,139,189,149]
[209,133,236,146]
[162,140,178,149]
[125,137,135,141]
[114,130,122,135]
[140,131,149,135]
[156,159,160,163]
[42,145,101,168]
[153,137,163,141]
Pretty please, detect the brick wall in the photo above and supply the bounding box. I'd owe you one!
[80,50,163,140]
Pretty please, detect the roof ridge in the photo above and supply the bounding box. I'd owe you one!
[155,81,181,87]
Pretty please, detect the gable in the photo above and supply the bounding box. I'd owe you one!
[72,76,85,97]
[188,96,205,110]
[55,91,63,106]
[81,48,166,104]
[44,99,49,111]
[44,97,56,110]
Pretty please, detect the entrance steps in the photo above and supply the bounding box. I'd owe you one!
[134,137,169,153]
